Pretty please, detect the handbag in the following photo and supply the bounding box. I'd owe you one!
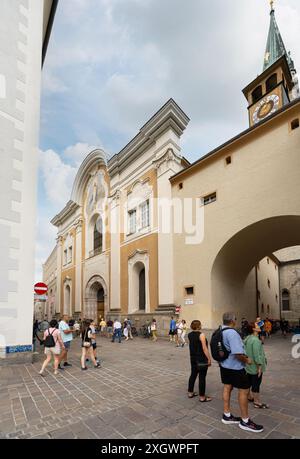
[83,329,91,348]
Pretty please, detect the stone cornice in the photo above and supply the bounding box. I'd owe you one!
[51,200,80,227]
[108,99,189,178]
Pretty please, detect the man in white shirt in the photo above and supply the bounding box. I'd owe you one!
[58,315,74,369]
[112,319,122,343]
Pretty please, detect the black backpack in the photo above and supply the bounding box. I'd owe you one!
[210,326,232,362]
[44,328,56,348]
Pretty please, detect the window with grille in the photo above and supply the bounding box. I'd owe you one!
[140,200,150,228]
[282,289,290,311]
[203,192,217,206]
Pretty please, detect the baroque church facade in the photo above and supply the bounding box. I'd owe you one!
[43,5,300,330]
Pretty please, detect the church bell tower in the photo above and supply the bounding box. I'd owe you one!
[243,1,299,127]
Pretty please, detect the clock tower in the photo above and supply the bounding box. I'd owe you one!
[243,1,299,127]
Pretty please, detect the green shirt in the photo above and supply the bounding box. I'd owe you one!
[244,334,267,375]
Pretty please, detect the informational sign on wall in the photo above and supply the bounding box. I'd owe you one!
[184,298,194,305]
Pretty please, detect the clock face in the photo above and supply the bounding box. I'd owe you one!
[252,94,280,125]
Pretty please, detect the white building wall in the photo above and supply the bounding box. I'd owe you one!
[0,0,46,357]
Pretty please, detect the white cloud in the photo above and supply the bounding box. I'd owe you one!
[63,142,100,166]
[39,148,77,209]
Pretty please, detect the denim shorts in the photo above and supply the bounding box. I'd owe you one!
[64,341,71,350]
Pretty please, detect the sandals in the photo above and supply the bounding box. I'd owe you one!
[199,396,212,403]
[254,403,269,409]
[188,392,198,398]
[248,398,254,403]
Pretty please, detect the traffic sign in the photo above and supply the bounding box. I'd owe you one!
[34,282,48,296]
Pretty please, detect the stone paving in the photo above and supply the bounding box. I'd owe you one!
[0,333,299,439]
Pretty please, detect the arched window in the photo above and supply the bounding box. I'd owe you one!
[93,217,103,254]
[282,289,290,311]
[266,73,277,93]
[252,85,262,104]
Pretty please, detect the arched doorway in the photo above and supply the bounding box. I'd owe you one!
[128,250,150,314]
[84,275,108,321]
[211,216,300,327]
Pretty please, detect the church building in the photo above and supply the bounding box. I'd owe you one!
[44,4,300,331]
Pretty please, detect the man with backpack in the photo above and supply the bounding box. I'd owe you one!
[211,312,264,433]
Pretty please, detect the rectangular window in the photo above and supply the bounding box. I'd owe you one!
[68,246,72,263]
[128,209,136,235]
[203,192,217,206]
[63,249,67,265]
[140,200,150,228]
[291,118,299,130]
[185,286,194,296]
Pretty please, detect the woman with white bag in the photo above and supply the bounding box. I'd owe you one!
[80,320,101,370]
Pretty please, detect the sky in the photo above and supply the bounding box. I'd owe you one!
[36,0,300,281]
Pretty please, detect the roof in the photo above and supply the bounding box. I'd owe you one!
[263,6,295,72]
[170,96,300,183]
[42,0,59,66]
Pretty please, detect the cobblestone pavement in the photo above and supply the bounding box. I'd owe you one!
[0,333,299,439]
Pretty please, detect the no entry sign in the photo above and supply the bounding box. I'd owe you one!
[34,282,48,296]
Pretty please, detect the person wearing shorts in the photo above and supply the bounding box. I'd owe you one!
[169,317,177,342]
[39,319,65,376]
[219,312,264,433]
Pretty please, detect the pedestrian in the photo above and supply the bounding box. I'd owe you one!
[169,316,177,342]
[244,323,269,409]
[188,320,212,402]
[177,319,187,347]
[255,317,266,344]
[123,319,129,341]
[280,318,289,337]
[213,312,264,433]
[241,318,249,339]
[39,319,65,376]
[106,318,114,339]
[126,318,133,340]
[112,319,122,343]
[264,318,272,338]
[99,317,107,337]
[80,320,100,370]
[90,319,100,366]
[150,319,157,342]
[32,320,39,353]
[39,316,49,331]
[58,314,74,370]
[74,320,80,337]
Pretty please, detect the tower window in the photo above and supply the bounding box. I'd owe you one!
[282,289,290,311]
[266,73,277,93]
[291,119,299,130]
[225,156,232,165]
[203,192,217,206]
[179,182,183,190]
[185,286,194,296]
[252,85,262,104]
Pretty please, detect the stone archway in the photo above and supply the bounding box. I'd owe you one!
[211,216,300,327]
[84,275,108,321]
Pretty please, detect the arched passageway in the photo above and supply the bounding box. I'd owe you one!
[211,216,300,326]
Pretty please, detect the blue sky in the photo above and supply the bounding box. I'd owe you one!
[36,0,300,281]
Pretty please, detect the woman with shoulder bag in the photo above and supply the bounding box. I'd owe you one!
[187,320,212,402]
[80,320,100,370]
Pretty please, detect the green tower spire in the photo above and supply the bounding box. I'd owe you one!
[263,1,294,72]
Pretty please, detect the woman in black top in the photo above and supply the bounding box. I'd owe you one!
[188,320,212,402]
[80,320,100,370]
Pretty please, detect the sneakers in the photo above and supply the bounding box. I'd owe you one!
[222,414,241,424]
[239,419,264,433]
[81,367,88,371]
[58,365,65,371]
[63,362,72,367]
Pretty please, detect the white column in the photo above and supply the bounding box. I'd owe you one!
[110,192,121,310]
[154,148,183,306]
[55,237,62,314]
[75,220,82,313]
